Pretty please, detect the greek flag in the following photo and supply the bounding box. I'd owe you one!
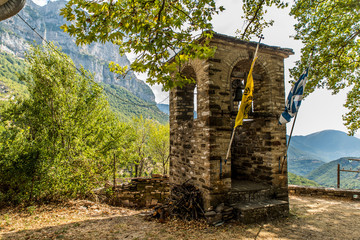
[279,68,309,125]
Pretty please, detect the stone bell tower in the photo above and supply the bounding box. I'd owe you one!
[169,33,294,223]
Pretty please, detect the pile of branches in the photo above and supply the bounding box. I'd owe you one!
[152,182,205,221]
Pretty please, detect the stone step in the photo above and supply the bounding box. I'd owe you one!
[228,188,275,204]
[232,199,289,224]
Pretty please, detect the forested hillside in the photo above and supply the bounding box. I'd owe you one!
[0,49,168,123]
[288,130,360,162]
[0,52,28,102]
[0,0,155,103]
[288,172,320,187]
[306,158,360,189]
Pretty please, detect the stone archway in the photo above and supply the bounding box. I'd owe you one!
[228,58,273,185]
[169,33,293,221]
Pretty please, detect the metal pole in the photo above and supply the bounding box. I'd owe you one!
[280,113,298,174]
[287,112,298,149]
[337,163,340,189]
[221,35,263,179]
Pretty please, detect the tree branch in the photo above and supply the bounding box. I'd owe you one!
[241,0,265,40]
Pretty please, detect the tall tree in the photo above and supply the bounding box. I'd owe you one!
[127,116,152,177]
[0,44,117,203]
[290,0,360,135]
[60,0,221,90]
[148,122,169,175]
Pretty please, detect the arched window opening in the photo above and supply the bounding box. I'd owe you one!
[193,85,198,119]
[179,66,198,121]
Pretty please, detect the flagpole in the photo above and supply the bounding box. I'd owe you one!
[280,112,298,173]
[221,35,264,179]
[287,112,298,150]
[280,48,315,173]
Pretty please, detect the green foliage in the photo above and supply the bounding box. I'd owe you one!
[148,122,170,175]
[59,0,287,90]
[121,116,169,178]
[102,83,168,124]
[0,44,126,205]
[237,0,288,40]
[290,0,360,135]
[60,0,221,90]
[0,52,28,101]
[288,172,320,187]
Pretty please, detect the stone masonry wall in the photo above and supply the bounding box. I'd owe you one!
[111,176,170,208]
[169,59,213,206]
[289,185,360,201]
[205,37,289,206]
[169,33,293,209]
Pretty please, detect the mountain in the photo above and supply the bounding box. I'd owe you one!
[0,0,155,103]
[288,130,360,162]
[157,103,169,115]
[288,158,325,177]
[104,84,168,123]
[288,172,320,187]
[0,29,168,123]
[0,51,28,102]
[306,157,360,189]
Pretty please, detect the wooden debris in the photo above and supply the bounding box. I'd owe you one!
[151,182,205,222]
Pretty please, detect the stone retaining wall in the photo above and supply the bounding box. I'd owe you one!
[289,185,360,201]
[110,175,170,208]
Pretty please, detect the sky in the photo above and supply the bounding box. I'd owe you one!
[32,0,357,137]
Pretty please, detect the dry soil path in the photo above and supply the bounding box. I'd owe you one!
[1,195,360,240]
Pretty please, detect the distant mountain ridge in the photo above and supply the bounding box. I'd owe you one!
[287,130,360,188]
[288,130,360,163]
[0,0,155,103]
[157,103,169,115]
[0,22,168,123]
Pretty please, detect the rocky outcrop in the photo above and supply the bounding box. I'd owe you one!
[0,0,155,102]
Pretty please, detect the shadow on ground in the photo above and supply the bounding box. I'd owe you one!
[1,196,360,240]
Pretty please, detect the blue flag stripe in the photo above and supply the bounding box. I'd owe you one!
[279,68,309,125]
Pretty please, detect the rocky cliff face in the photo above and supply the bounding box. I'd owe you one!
[0,0,155,102]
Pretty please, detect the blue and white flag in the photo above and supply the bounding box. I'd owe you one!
[279,68,309,125]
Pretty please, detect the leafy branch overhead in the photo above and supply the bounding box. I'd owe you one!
[60,0,288,90]
[60,0,360,134]
[60,0,223,90]
[290,0,360,135]
[237,0,288,41]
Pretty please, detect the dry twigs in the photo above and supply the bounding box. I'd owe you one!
[151,182,205,222]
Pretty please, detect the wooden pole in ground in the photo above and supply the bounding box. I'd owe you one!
[113,153,116,191]
[337,163,340,189]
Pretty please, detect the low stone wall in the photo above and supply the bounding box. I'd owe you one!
[110,175,170,208]
[289,185,360,201]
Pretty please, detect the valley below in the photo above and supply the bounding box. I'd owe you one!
[287,130,360,189]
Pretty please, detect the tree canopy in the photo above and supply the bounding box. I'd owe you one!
[290,0,360,135]
[60,0,360,134]
[60,0,288,90]
[0,44,123,204]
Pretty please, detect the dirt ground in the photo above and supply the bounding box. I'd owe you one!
[1,195,360,240]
